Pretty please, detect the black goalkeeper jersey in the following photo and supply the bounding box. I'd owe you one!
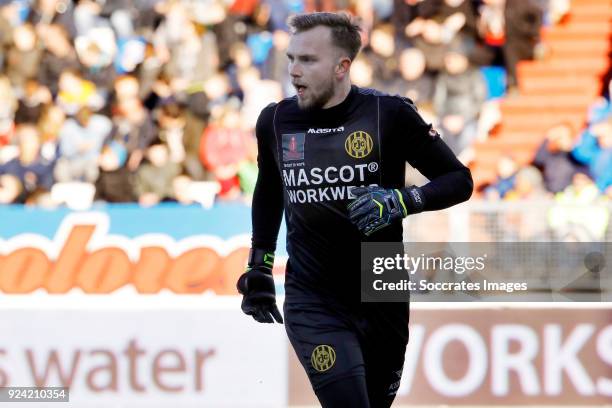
[251,85,472,305]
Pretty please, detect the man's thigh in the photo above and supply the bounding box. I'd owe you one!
[284,302,366,391]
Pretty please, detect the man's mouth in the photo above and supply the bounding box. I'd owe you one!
[295,84,307,96]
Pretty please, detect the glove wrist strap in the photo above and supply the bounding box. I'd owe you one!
[248,248,275,271]
[400,186,425,215]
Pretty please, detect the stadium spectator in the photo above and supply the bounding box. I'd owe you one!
[75,27,117,96]
[394,47,435,107]
[112,74,140,105]
[199,105,251,200]
[433,36,487,154]
[56,68,101,114]
[28,0,77,38]
[407,17,448,72]
[533,121,586,193]
[6,23,41,91]
[156,101,186,164]
[572,116,612,193]
[478,0,505,48]
[181,89,211,181]
[111,96,157,171]
[475,0,505,65]
[484,155,518,199]
[37,24,79,96]
[504,165,548,200]
[94,140,134,202]
[366,24,397,91]
[0,123,55,203]
[15,79,52,124]
[134,140,181,207]
[503,0,542,89]
[55,106,111,182]
[264,29,291,86]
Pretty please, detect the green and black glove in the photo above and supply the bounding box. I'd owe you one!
[347,185,425,236]
[237,248,283,323]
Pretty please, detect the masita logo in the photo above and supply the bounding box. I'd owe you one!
[0,213,253,294]
[307,126,344,134]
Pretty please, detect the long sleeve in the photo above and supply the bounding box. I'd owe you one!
[251,103,285,251]
[396,97,473,210]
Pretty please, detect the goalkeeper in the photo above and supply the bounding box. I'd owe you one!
[237,11,473,408]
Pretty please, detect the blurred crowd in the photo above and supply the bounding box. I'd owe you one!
[484,103,612,202]
[481,99,612,240]
[0,0,608,209]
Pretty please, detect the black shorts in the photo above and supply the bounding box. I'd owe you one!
[284,300,409,403]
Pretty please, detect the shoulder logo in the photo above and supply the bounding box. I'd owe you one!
[311,345,336,372]
[345,131,373,159]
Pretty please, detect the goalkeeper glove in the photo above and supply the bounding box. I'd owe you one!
[237,248,283,324]
[347,185,425,236]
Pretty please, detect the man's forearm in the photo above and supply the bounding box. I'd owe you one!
[251,171,284,251]
[415,167,473,211]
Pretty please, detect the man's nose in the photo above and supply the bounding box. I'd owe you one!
[289,62,302,78]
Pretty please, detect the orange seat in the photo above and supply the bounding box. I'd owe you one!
[548,39,610,55]
[501,94,595,109]
[518,77,601,96]
[498,113,587,132]
[543,30,612,41]
[517,61,609,77]
[547,21,612,33]
[473,148,536,167]
[475,138,542,150]
[568,4,612,17]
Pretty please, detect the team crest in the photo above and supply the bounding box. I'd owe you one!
[282,133,305,161]
[345,131,373,159]
[311,345,336,372]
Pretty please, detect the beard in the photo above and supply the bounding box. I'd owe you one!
[297,77,336,111]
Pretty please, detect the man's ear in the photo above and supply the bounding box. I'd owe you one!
[336,57,352,77]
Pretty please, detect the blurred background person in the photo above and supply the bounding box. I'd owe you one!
[54,106,111,183]
[533,121,587,194]
[434,36,487,155]
[0,123,55,204]
[572,115,612,194]
[134,139,181,207]
[6,22,41,92]
[503,0,543,90]
[94,140,134,202]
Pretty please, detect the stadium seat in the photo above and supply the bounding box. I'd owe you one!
[470,0,612,189]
